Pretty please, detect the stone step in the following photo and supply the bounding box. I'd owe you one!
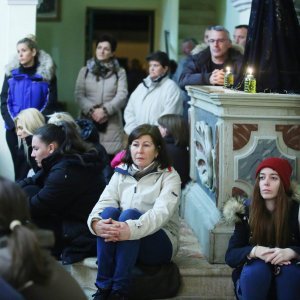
[71,256,234,299]
[70,219,235,299]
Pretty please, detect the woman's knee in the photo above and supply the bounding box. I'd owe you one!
[119,208,142,221]
[100,207,120,219]
[240,259,273,283]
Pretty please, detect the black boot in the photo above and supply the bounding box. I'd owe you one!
[92,288,111,300]
[108,291,128,300]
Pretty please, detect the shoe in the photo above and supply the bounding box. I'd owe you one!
[92,288,111,300]
[107,291,128,300]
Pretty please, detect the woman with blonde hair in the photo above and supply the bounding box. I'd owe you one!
[14,108,45,175]
[1,34,57,180]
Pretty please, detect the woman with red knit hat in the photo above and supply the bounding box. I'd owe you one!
[224,157,300,300]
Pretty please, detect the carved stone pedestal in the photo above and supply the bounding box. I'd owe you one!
[181,85,300,263]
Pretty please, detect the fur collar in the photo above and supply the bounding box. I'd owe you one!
[223,182,300,224]
[5,50,55,81]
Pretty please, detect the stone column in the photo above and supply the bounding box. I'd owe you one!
[0,0,38,179]
[182,85,300,263]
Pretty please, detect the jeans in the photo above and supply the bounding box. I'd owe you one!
[238,259,300,300]
[96,207,173,294]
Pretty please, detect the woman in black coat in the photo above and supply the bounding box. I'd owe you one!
[18,122,105,264]
[224,157,300,300]
[158,114,190,188]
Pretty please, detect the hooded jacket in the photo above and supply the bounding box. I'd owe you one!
[223,184,300,284]
[0,50,57,130]
[18,151,105,264]
[87,163,181,258]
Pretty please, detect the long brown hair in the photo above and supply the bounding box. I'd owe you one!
[249,177,290,247]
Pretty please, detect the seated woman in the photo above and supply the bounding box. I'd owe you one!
[157,114,190,188]
[18,122,105,264]
[0,176,87,300]
[88,124,181,300]
[48,111,112,184]
[224,157,300,300]
[14,108,45,176]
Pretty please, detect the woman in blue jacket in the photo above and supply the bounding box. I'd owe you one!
[0,35,57,180]
[224,157,300,300]
[18,122,105,264]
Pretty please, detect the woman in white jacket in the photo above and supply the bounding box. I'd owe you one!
[88,124,181,300]
[123,51,182,135]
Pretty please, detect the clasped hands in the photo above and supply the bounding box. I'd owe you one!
[92,218,130,242]
[253,246,297,266]
[91,107,108,124]
[209,69,225,86]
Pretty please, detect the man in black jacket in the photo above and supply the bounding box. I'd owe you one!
[179,25,243,88]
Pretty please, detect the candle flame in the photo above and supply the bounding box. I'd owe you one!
[226,66,231,73]
[247,68,253,75]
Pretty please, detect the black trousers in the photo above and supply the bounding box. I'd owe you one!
[6,129,30,181]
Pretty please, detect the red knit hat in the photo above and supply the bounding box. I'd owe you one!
[255,157,292,191]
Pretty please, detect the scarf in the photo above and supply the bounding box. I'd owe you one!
[128,161,160,181]
[91,58,119,80]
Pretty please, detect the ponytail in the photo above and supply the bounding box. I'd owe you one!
[8,223,52,289]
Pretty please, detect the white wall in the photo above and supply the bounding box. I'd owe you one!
[222,1,250,39]
[160,0,179,60]
[0,0,38,179]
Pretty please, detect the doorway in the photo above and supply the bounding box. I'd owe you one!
[85,8,154,71]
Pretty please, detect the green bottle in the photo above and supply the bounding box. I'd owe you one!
[244,69,256,93]
[224,67,234,88]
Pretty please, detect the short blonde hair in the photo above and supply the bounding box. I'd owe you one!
[47,112,78,129]
[14,108,45,135]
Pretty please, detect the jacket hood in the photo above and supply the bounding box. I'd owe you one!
[5,50,55,81]
[41,150,102,171]
[223,182,300,224]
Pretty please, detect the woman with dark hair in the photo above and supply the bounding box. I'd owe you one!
[75,34,128,157]
[157,114,190,188]
[18,122,105,264]
[0,35,57,180]
[224,157,300,299]
[88,124,181,300]
[0,176,87,300]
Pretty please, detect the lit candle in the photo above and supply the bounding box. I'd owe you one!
[244,67,256,93]
[224,66,234,88]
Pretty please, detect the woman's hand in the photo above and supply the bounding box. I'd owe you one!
[91,107,108,123]
[108,220,131,241]
[252,245,271,261]
[92,218,120,241]
[91,219,131,242]
[262,247,297,265]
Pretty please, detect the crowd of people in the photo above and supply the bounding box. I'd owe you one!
[2,23,298,300]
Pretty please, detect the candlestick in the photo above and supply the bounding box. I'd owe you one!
[244,68,256,93]
[224,66,234,88]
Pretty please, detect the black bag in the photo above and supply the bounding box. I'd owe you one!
[128,262,181,300]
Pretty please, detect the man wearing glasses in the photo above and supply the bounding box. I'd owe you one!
[179,25,243,87]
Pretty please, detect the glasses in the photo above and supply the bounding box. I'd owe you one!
[208,38,228,44]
